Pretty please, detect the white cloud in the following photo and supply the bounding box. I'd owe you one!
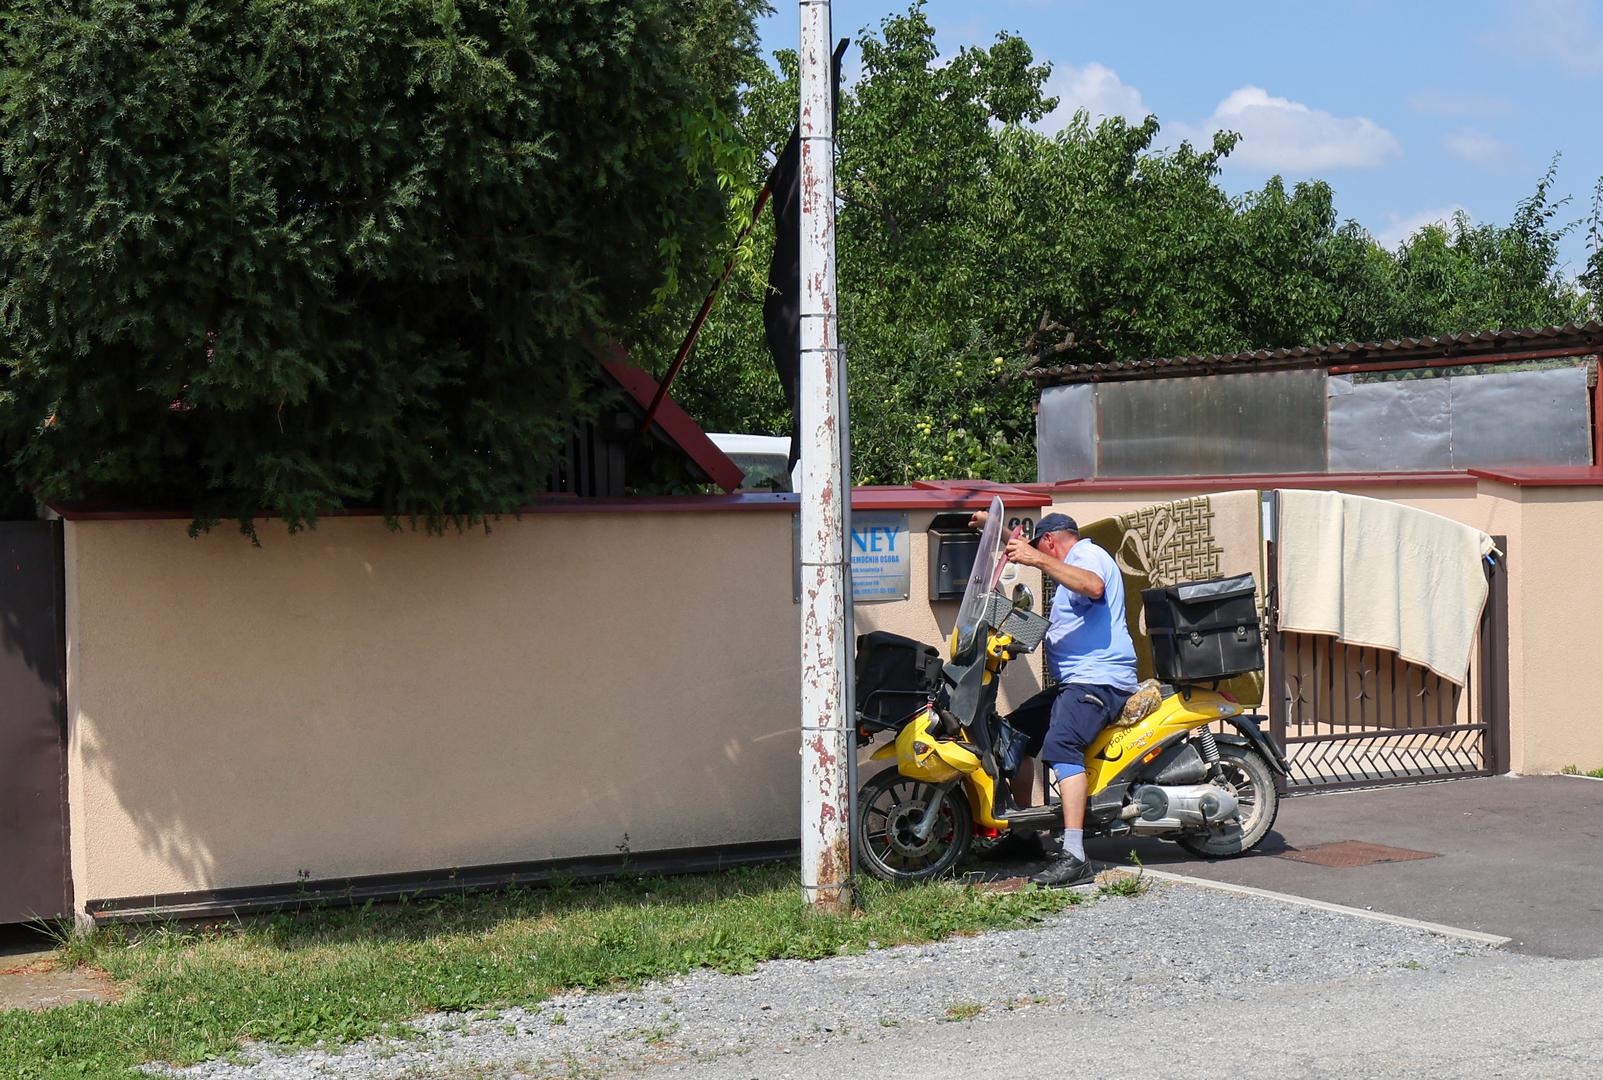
[1374,205,1471,250]
[1407,90,1514,119]
[1177,86,1401,171]
[1035,62,1151,133]
[1441,129,1518,170]
[1496,0,1603,76]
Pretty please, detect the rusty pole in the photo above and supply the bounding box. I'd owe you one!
[797,0,852,911]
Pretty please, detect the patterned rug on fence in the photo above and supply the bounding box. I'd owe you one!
[1072,490,1265,706]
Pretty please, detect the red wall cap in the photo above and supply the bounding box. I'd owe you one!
[1469,467,1603,488]
[51,483,1051,522]
[1034,471,1480,494]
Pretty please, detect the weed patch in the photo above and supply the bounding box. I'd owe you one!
[1095,849,1151,899]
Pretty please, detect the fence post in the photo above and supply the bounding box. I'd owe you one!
[1480,537,1511,775]
[1265,538,1289,796]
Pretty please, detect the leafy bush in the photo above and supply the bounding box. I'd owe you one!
[0,0,761,530]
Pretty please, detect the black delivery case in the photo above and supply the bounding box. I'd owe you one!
[1141,574,1262,682]
[854,630,943,731]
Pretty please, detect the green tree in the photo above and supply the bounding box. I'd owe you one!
[0,0,765,530]
[1389,164,1587,335]
[1584,177,1603,319]
[677,3,1597,486]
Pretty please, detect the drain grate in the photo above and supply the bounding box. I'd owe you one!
[1272,840,1439,868]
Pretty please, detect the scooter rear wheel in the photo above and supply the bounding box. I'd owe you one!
[855,769,972,882]
[1177,743,1279,858]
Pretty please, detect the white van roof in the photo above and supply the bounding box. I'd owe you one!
[706,433,790,456]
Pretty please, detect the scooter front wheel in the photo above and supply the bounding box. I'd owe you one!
[855,769,972,882]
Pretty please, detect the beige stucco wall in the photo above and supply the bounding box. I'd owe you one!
[1500,485,1603,773]
[67,477,1599,909]
[64,501,1048,908]
[65,511,806,904]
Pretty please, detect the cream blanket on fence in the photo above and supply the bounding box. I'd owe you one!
[1276,489,1494,686]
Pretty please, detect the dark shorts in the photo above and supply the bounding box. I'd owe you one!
[1003,682,1133,770]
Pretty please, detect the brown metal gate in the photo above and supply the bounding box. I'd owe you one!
[1267,539,1509,792]
[0,519,72,922]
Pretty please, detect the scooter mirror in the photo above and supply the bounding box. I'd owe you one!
[1012,583,1034,613]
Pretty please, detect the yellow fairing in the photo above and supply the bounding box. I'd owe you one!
[1083,689,1242,796]
[882,711,971,782]
[872,710,1009,830]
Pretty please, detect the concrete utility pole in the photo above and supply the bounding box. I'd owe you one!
[797,0,852,912]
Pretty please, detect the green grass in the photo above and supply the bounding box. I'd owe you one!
[0,866,1132,1079]
[1561,765,1603,778]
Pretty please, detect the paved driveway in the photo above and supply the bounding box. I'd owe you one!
[1085,774,1603,958]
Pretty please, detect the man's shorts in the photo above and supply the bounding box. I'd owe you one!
[1002,682,1134,770]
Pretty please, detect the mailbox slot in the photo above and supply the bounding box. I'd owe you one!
[927,512,979,601]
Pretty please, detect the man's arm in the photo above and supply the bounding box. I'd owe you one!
[1005,538,1105,600]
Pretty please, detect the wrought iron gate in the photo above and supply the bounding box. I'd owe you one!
[1267,539,1509,792]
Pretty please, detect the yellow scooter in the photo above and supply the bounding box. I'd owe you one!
[852,497,1288,882]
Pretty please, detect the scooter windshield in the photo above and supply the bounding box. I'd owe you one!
[952,494,1006,661]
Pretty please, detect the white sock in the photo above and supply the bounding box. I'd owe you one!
[1061,828,1086,861]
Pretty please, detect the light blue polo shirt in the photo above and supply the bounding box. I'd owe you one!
[1046,539,1137,691]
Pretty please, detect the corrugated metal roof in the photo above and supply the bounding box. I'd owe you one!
[1026,321,1603,385]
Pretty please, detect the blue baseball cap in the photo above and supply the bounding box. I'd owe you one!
[1031,512,1080,547]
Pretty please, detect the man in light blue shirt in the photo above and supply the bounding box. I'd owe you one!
[985,511,1138,887]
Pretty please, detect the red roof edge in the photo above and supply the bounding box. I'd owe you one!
[591,349,744,494]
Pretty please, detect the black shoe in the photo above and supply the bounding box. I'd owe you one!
[1028,852,1096,888]
[974,831,1045,862]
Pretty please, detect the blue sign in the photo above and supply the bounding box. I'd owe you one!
[849,511,910,603]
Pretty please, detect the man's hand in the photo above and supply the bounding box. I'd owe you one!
[1005,536,1042,567]
[968,509,989,530]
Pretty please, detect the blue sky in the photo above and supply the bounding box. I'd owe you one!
[758,0,1603,278]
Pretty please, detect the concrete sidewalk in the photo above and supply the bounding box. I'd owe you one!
[0,926,115,1012]
[1084,774,1603,959]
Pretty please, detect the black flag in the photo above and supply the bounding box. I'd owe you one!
[764,38,848,474]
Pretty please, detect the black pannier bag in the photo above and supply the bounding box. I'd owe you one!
[1141,573,1262,682]
[854,630,943,731]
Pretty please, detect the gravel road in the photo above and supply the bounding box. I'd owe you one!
[157,881,1511,1080]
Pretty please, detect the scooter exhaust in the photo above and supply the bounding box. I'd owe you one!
[1126,784,1239,828]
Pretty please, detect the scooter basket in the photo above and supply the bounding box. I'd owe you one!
[854,630,942,731]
